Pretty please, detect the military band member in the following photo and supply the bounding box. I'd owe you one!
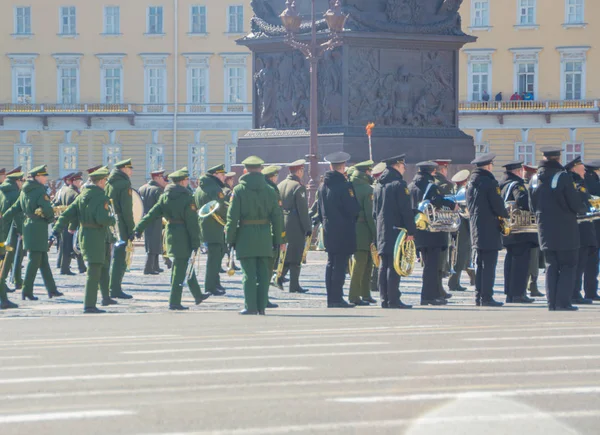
[0,176,18,309]
[53,172,73,269]
[139,170,167,275]
[223,172,236,201]
[84,165,103,187]
[348,160,377,305]
[105,159,135,300]
[277,159,312,293]
[373,154,415,309]
[225,156,284,315]
[195,164,228,296]
[566,157,595,305]
[500,161,536,303]
[369,162,386,295]
[583,160,600,301]
[261,165,283,309]
[447,169,472,292]
[531,147,584,311]
[136,168,210,310]
[58,172,87,276]
[4,165,63,301]
[410,161,456,306]
[466,153,508,307]
[523,164,545,297]
[54,167,118,313]
[0,167,25,293]
[316,152,360,308]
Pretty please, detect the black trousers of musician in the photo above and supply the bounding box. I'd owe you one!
[420,247,443,301]
[475,249,498,302]
[325,253,350,305]
[544,249,578,310]
[378,254,401,306]
[574,246,597,300]
[60,229,86,274]
[584,248,600,299]
[504,242,534,298]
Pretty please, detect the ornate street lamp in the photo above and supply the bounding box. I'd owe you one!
[280,0,347,203]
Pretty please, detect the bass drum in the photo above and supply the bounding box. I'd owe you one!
[72,229,81,256]
[132,189,144,226]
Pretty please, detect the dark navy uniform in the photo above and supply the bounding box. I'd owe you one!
[409,162,455,305]
[466,154,508,306]
[499,163,537,303]
[530,148,585,311]
[583,162,600,300]
[316,152,360,308]
[373,155,416,309]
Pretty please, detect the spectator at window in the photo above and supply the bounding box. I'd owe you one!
[510,92,523,101]
[523,92,534,101]
[482,90,490,102]
[495,92,503,102]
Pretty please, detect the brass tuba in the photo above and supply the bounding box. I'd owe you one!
[198,200,226,226]
[53,205,68,217]
[393,228,416,277]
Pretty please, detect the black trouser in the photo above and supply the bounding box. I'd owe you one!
[504,242,533,298]
[59,229,73,274]
[575,246,596,300]
[378,254,401,306]
[144,253,160,274]
[544,249,578,310]
[584,247,600,298]
[420,247,443,301]
[325,253,349,304]
[475,249,498,302]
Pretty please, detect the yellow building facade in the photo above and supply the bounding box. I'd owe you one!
[458,0,599,172]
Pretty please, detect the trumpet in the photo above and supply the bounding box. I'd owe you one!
[109,199,125,247]
[227,246,236,276]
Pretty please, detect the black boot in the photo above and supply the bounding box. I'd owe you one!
[101,298,118,306]
[84,307,106,314]
[1,299,18,309]
[48,290,64,298]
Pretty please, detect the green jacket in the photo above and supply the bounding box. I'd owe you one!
[105,169,135,241]
[435,173,455,196]
[194,175,227,244]
[4,179,53,252]
[135,184,200,259]
[225,172,284,259]
[350,171,376,251]
[54,185,115,264]
[0,179,24,241]
[277,174,310,263]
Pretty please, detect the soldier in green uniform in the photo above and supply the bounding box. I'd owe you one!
[135,168,210,310]
[0,174,18,309]
[53,167,118,313]
[4,165,63,300]
[348,160,377,305]
[0,167,25,294]
[226,156,284,315]
[277,160,312,293]
[105,159,135,300]
[194,164,228,296]
[139,170,167,275]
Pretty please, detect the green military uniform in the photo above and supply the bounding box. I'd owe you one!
[349,161,377,305]
[0,183,18,309]
[0,168,25,293]
[105,159,135,299]
[136,168,209,310]
[263,166,285,305]
[54,167,116,313]
[277,160,312,293]
[194,164,228,295]
[4,166,61,300]
[226,156,284,315]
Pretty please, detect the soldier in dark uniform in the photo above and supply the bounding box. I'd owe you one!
[369,162,386,295]
[499,161,536,303]
[466,153,508,307]
[0,167,25,294]
[262,165,284,308]
[373,154,415,309]
[523,164,545,297]
[410,161,457,306]
[277,159,312,293]
[583,160,600,301]
[59,172,87,276]
[448,169,472,291]
[315,152,360,308]
[530,147,584,311]
[139,169,167,275]
[566,157,595,305]
[222,172,240,272]
[53,172,73,269]
[433,159,455,278]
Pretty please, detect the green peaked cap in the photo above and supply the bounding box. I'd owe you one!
[262,165,281,176]
[354,160,374,172]
[242,156,265,168]
[29,165,48,176]
[208,164,225,175]
[90,167,110,181]
[115,158,133,169]
[168,167,190,182]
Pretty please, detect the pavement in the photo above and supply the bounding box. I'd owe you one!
[2,248,600,434]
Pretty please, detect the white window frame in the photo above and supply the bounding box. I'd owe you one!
[103,6,120,34]
[146,144,165,173]
[470,0,490,28]
[563,142,584,164]
[54,55,81,105]
[511,49,541,99]
[515,142,536,166]
[227,5,244,33]
[97,54,125,104]
[141,54,169,108]
[14,6,32,35]
[517,0,536,26]
[558,47,589,100]
[14,143,33,174]
[147,6,164,35]
[190,5,207,34]
[8,54,38,104]
[475,142,490,158]
[565,0,585,24]
[59,143,79,179]
[464,50,494,102]
[184,54,211,108]
[59,6,77,35]
[188,143,208,180]
[103,144,122,168]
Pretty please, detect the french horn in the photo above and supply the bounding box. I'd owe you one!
[198,200,226,226]
[393,227,416,277]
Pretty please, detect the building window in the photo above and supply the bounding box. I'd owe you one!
[15,6,31,34]
[517,63,535,96]
[14,144,33,174]
[59,67,78,104]
[104,6,120,34]
[190,5,207,33]
[103,68,122,103]
[228,5,244,33]
[564,61,583,100]
[225,143,236,171]
[147,144,165,172]
[59,144,78,178]
[515,143,535,166]
[226,67,245,103]
[475,142,490,158]
[470,62,490,101]
[59,6,76,35]
[566,0,584,24]
[518,0,536,25]
[103,144,122,168]
[147,6,164,34]
[563,143,583,163]
[190,67,207,103]
[189,144,207,180]
[471,1,489,27]
[146,68,165,104]
[15,68,33,104]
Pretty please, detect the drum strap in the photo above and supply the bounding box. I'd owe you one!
[504,182,518,202]
[422,183,434,201]
[551,171,565,189]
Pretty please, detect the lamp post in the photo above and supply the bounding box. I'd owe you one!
[280,0,347,204]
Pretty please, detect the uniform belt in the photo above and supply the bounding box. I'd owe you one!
[81,223,102,229]
[168,219,185,224]
[241,219,269,226]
